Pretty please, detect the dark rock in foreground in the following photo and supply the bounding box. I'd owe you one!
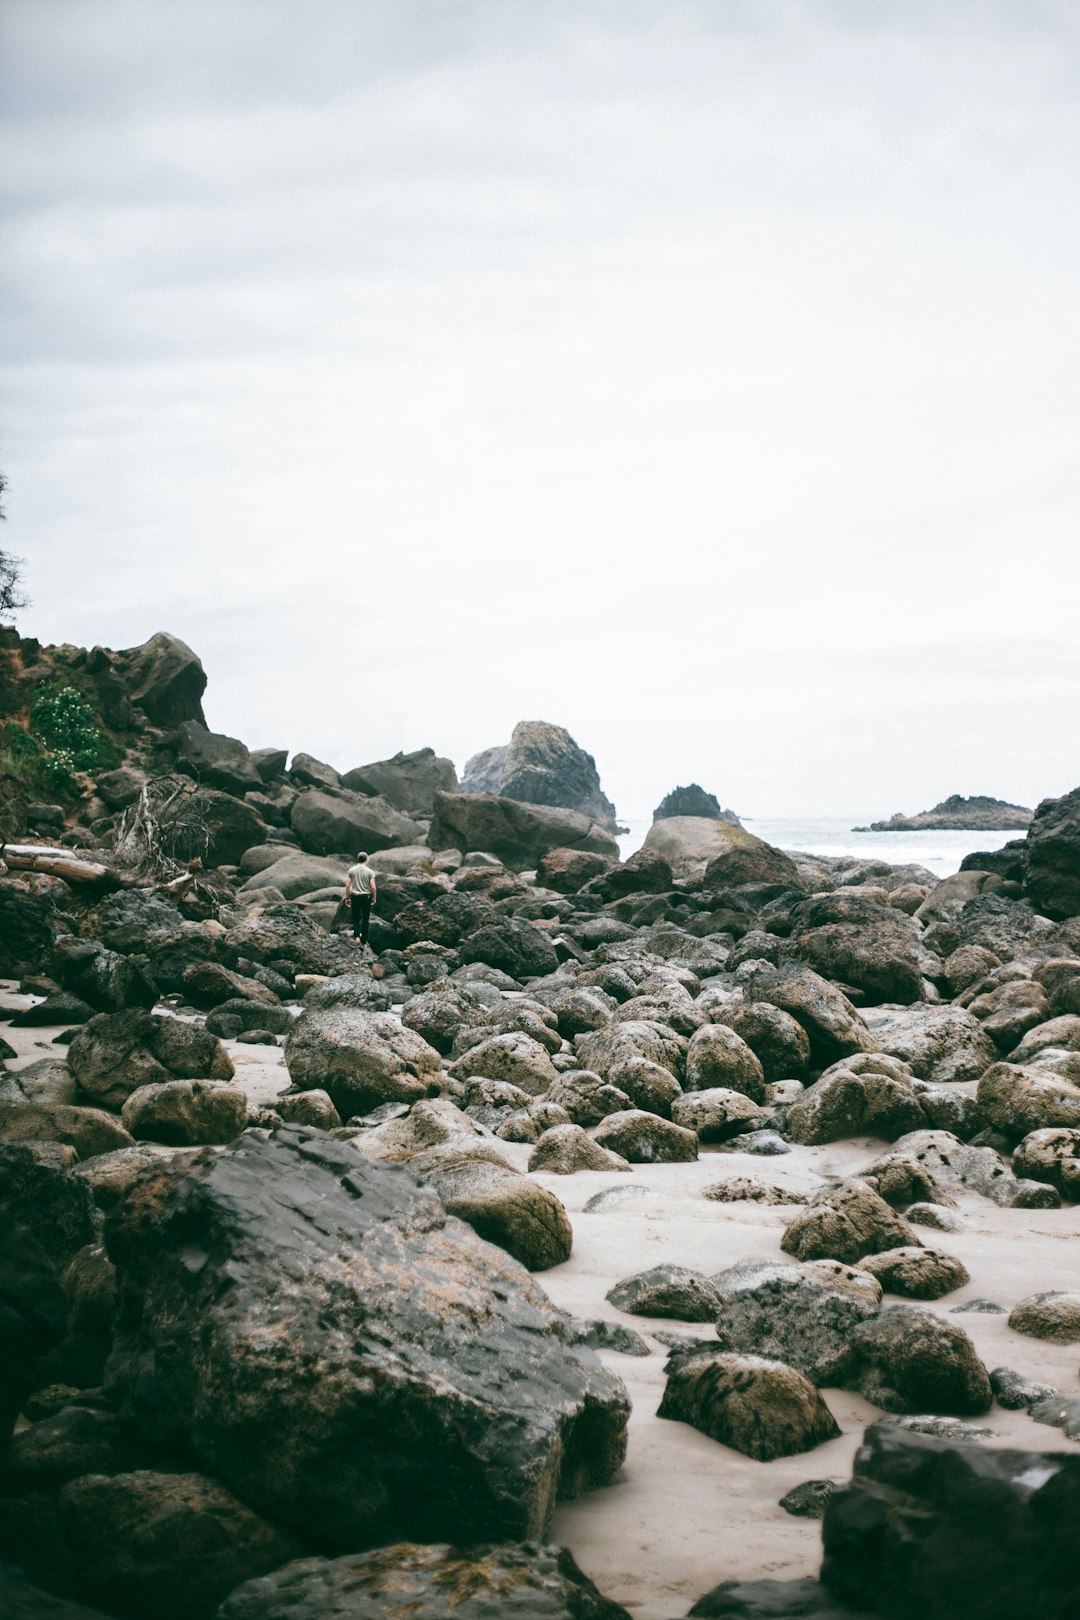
[218,1540,633,1620]
[104,1126,629,1550]
[821,1422,1080,1620]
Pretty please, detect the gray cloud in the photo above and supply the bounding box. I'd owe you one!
[1,1,1078,819]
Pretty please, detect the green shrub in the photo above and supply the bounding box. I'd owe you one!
[29,685,105,772]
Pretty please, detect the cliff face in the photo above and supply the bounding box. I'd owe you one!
[864,795,1033,833]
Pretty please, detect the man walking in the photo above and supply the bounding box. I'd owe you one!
[344,851,377,948]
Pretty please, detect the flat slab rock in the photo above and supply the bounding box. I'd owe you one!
[102,1125,629,1550]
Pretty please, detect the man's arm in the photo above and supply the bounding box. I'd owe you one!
[370,877,377,905]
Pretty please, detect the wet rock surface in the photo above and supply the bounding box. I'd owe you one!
[102,1126,629,1548]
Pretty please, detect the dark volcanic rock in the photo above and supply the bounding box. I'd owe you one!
[52,940,157,1015]
[0,1143,101,1272]
[653,784,740,823]
[68,1010,234,1111]
[1023,786,1080,919]
[291,786,424,857]
[846,1305,992,1414]
[0,1218,66,1449]
[711,1259,881,1386]
[690,1576,868,1618]
[58,1469,302,1620]
[821,1422,1080,1620]
[103,1126,629,1548]
[171,720,261,796]
[0,880,59,976]
[121,631,207,727]
[218,1540,634,1620]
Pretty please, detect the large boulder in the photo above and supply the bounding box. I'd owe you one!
[703,841,803,890]
[536,847,617,893]
[340,747,458,816]
[784,895,931,1005]
[712,1259,882,1385]
[121,1080,249,1145]
[977,1061,1080,1138]
[847,1306,992,1414]
[721,1002,812,1081]
[218,1541,633,1620]
[284,1008,441,1118]
[103,1127,629,1545]
[493,720,619,832]
[419,1158,574,1271]
[448,1032,560,1096]
[459,744,506,794]
[291,787,424,857]
[0,1143,101,1272]
[780,1182,918,1265]
[200,790,269,867]
[0,880,59,976]
[670,1088,768,1142]
[429,791,618,872]
[575,1021,686,1084]
[238,852,346,900]
[786,1057,928,1146]
[0,1218,66,1452]
[821,1423,1080,1620]
[642,817,759,884]
[121,632,206,727]
[68,1010,234,1111]
[857,1245,969,1300]
[0,1099,134,1159]
[1012,1127,1080,1199]
[658,1349,840,1461]
[1023,785,1080,920]
[743,963,876,1067]
[607,1266,723,1323]
[181,961,279,1009]
[49,1469,302,1620]
[171,720,261,795]
[683,1024,766,1101]
[862,1004,998,1085]
[53,939,158,1014]
[592,1109,698,1163]
[459,918,559,980]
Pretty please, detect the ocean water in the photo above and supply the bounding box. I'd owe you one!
[616,814,1023,880]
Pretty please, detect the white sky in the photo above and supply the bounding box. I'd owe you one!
[2,0,1078,820]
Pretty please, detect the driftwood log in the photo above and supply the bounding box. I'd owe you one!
[1,844,116,887]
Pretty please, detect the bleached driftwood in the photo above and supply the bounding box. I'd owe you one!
[1,844,114,886]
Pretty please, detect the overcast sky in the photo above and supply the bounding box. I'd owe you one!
[2,0,1078,821]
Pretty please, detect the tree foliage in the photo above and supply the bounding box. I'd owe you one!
[0,470,29,618]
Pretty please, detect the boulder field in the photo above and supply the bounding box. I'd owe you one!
[1,627,1080,1618]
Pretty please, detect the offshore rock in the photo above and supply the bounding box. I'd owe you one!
[103,1127,629,1547]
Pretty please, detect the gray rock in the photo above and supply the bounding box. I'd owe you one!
[890,1128,1060,1209]
[977,1061,1080,1138]
[781,1182,918,1266]
[1012,1126,1080,1199]
[711,1258,881,1385]
[684,1024,766,1101]
[284,1007,440,1118]
[291,786,424,857]
[671,1087,769,1142]
[68,1009,234,1110]
[787,1059,927,1146]
[592,1109,699,1164]
[856,1245,970,1300]
[527,1124,630,1174]
[122,631,206,727]
[104,1128,628,1545]
[1007,1290,1080,1343]
[408,1155,574,1271]
[171,720,261,795]
[779,1480,840,1520]
[607,1265,723,1322]
[989,1366,1059,1409]
[847,1306,992,1414]
[429,790,618,872]
[861,1004,998,1085]
[583,1184,661,1212]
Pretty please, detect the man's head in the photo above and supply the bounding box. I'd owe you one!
[355,851,368,864]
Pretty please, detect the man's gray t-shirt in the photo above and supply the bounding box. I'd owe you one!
[347,862,375,895]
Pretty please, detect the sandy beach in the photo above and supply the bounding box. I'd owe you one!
[5,988,1077,1620]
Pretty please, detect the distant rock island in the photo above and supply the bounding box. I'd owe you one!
[652,782,742,825]
[857,794,1034,832]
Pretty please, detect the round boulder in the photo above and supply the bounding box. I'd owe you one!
[658,1350,841,1460]
[856,1246,970,1300]
[1007,1291,1080,1343]
[684,1024,766,1102]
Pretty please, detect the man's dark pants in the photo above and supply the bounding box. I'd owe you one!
[350,894,371,944]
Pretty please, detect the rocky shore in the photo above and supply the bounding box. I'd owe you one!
[1,628,1079,1620]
